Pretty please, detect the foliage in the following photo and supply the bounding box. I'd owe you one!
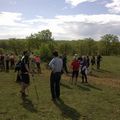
[0,48,4,54]
[39,43,52,62]
[0,32,120,57]
[99,34,120,55]
[26,29,53,50]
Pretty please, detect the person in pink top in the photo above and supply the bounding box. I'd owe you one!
[34,55,41,74]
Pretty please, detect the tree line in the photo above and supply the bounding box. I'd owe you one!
[0,29,120,61]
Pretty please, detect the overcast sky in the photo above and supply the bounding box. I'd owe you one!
[0,0,120,40]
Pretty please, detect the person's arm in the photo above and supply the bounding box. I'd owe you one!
[24,57,30,73]
[49,58,55,71]
[25,63,29,73]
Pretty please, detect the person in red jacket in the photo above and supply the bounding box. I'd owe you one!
[71,57,80,85]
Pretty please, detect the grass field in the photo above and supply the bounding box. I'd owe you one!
[0,56,120,120]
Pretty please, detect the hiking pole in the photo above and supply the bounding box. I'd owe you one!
[31,74,39,103]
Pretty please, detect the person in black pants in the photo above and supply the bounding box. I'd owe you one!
[96,54,102,69]
[49,51,63,100]
[5,54,10,72]
[91,56,96,70]
[20,51,30,97]
[62,53,68,74]
[81,57,88,83]
[0,54,5,72]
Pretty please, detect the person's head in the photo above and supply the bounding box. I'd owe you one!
[62,52,66,57]
[59,55,62,58]
[53,51,58,57]
[23,51,29,56]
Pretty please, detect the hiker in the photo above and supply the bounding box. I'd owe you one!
[20,51,30,97]
[49,51,63,100]
[71,56,80,85]
[62,53,68,74]
[5,54,10,72]
[86,56,90,68]
[78,56,82,73]
[29,52,36,73]
[91,56,96,69]
[10,53,15,69]
[81,56,88,83]
[15,55,22,83]
[0,53,5,72]
[86,56,90,73]
[34,55,41,74]
[96,54,102,69]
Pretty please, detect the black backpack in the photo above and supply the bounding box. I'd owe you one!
[15,55,26,72]
[15,60,22,72]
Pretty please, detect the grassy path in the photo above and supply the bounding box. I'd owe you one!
[0,68,120,120]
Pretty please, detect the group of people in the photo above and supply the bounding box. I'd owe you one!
[15,52,42,83]
[0,53,16,72]
[49,52,102,100]
[0,51,102,101]
[70,54,102,85]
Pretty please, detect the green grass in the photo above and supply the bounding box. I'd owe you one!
[0,56,120,120]
[83,56,120,79]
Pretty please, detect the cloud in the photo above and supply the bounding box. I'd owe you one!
[0,12,120,40]
[9,0,17,5]
[0,12,26,26]
[65,0,97,7]
[106,0,120,14]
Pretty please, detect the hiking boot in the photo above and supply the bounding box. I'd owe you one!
[20,91,28,97]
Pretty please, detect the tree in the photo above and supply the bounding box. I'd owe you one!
[40,29,52,41]
[58,42,72,55]
[83,38,97,55]
[27,29,53,50]
[0,48,4,54]
[100,34,119,55]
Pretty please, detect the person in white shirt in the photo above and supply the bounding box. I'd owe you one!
[49,51,63,100]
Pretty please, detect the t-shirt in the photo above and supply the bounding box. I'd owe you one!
[49,57,63,73]
[71,60,80,71]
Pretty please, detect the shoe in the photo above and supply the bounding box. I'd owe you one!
[20,91,28,97]
[51,98,56,102]
[56,97,60,100]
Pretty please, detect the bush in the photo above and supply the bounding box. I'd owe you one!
[39,44,52,62]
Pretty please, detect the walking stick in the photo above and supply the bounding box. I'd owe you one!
[31,74,39,103]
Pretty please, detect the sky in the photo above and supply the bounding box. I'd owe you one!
[0,0,120,40]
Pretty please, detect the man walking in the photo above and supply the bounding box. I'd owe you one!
[20,51,30,97]
[49,51,63,100]
[62,53,68,74]
[96,54,102,69]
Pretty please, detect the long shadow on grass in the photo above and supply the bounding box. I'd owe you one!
[60,83,72,89]
[77,83,102,91]
[97,69,111,73]
[54,98,80,120]
[21,97,37,113]
[77,84,91,91]
[84,84,102,91]
[89,73,100,78]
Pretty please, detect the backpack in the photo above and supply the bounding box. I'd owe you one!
[15,60,22,72]
[15,55,26,72]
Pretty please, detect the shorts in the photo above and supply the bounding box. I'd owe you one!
[21,74,30,84]
[72,71,79,78]
[81,69,87,75]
